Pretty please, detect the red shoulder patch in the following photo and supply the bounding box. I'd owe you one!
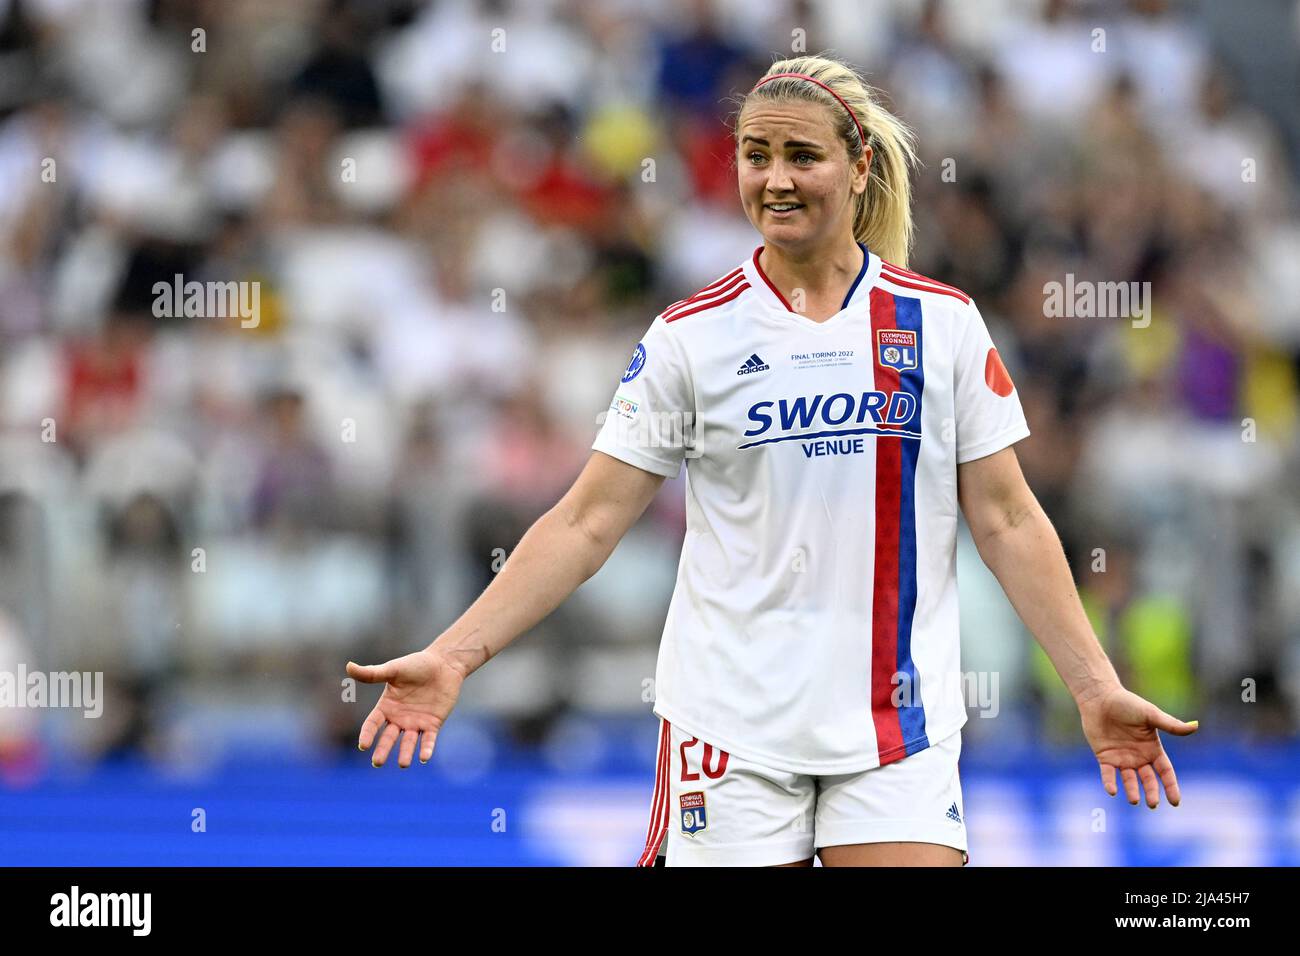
[984,347,1015,396]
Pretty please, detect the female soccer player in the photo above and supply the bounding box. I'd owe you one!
[346,55,1198,867]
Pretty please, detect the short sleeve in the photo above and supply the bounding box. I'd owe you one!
[591,315,696,478]
[953,299,1031,464]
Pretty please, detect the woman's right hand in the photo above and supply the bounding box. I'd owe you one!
[345,649,468,768]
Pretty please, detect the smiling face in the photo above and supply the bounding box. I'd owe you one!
[737,98,870,251]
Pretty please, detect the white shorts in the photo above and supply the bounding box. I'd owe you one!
[635,716,969,867]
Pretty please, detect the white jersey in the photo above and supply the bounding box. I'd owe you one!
[592,243,1030,774]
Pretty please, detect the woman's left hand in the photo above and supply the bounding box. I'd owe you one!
[1077,684,1198,808]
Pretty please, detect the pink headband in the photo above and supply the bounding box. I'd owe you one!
[751,72,867,148]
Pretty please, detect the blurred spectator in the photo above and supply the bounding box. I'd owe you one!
[250,387,335,532]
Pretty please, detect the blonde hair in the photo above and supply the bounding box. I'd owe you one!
[733,55,919,267]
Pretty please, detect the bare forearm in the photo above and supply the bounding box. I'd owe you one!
[427,503,609,679]
[972,501,1119,703]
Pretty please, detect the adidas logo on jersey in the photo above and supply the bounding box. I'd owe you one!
[737,353,771,375]
[946,801,962,824]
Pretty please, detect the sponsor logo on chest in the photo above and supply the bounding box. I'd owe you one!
[728,327,922,458]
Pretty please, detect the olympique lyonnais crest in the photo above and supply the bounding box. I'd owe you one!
[877,328,918,371]
[679,791,707,836]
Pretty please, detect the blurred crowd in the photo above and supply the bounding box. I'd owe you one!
[0,0,1298,770]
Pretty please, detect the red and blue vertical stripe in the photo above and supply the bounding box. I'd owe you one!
[868,287,928,765]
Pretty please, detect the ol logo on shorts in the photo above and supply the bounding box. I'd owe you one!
[679,791,707,836]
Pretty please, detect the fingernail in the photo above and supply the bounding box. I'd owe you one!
[372,761,380,768]
[1187,719,1199,728]
[358,744,366,751]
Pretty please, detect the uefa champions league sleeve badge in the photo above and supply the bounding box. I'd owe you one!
[622,342,647,383]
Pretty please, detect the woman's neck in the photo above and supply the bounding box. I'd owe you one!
[759,237,864,302]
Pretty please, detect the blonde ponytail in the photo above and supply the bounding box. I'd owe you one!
[735,55,919,267]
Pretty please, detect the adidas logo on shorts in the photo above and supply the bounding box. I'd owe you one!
[946,801,962,824]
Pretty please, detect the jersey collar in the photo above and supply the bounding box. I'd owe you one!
[742,242,880,316]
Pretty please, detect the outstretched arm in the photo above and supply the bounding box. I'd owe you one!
[957,446,1198,807]
[347,451,666,768]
